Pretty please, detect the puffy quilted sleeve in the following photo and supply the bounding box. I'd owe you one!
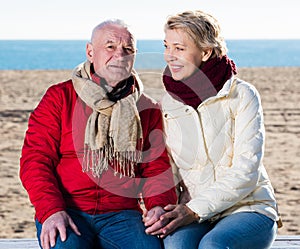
[20,84,66,223]
[187,81,265,221]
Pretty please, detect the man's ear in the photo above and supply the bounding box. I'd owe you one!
[86,42,94,63]
[202,48,213,62]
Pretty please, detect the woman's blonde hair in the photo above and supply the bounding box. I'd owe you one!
[165,10,227,57]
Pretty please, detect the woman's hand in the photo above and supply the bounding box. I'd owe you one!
[146,204,199,238]
[177,180,191,204]
[143,206,169,235]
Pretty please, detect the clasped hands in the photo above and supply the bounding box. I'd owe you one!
[143,204,198,238]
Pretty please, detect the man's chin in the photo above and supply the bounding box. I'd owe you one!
[107,75,131,87]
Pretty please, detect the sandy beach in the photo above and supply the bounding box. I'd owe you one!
[0,67,299,238]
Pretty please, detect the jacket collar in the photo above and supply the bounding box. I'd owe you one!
[195,76,236,110]
[215,76,236,97]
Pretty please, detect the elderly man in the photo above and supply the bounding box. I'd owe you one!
[20,19,176,249]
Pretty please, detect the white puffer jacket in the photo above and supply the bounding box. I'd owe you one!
[161,77,279,223]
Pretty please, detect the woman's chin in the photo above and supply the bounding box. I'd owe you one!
[171,73,184,82]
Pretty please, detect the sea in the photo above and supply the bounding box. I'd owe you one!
[0,39,300,70]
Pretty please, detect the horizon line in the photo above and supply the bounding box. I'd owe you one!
[1,38,300,41]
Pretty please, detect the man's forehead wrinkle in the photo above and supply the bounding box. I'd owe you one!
[91,24,135,49]
[102,31,132,44]
[103,37,134,48]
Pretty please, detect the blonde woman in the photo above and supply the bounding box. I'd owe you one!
[144,10,280,249]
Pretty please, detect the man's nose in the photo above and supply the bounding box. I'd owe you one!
[114,47,127,59]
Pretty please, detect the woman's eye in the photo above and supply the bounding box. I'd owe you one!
[176,47,184,51]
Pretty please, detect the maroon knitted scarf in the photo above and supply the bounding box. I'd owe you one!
[163,55,237,109]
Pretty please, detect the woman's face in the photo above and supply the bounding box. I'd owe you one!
[164,28,210,81]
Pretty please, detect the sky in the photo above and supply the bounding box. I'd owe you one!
[1,0,300,40]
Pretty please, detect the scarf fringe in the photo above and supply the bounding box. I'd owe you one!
[82,144,142,178]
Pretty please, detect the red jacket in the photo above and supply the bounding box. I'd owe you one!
[20,80,177,223]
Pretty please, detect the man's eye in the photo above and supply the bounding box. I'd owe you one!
[125,47,135,53]
[107,45,115,50]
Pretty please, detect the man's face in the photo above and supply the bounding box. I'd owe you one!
[86,24,136,87]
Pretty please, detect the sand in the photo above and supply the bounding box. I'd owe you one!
[0,67,299,238]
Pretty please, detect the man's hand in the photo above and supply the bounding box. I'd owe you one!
[146,204,199,238]
[40,211,81,249]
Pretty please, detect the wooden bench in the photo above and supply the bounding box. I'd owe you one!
[0,235,299,248]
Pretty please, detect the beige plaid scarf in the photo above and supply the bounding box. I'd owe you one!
[72,61,143,178]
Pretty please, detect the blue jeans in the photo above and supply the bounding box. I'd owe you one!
[36,209,162,249]
[163,212,277,249]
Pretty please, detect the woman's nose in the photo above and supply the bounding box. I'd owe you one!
[164,50,177,61]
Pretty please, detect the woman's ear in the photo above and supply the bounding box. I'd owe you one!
[86,42,94,63]
[202,48,213,62]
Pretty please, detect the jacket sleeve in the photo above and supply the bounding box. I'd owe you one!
[139,106,177,209]
[187,82,265,221]
[20,84,66,223]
